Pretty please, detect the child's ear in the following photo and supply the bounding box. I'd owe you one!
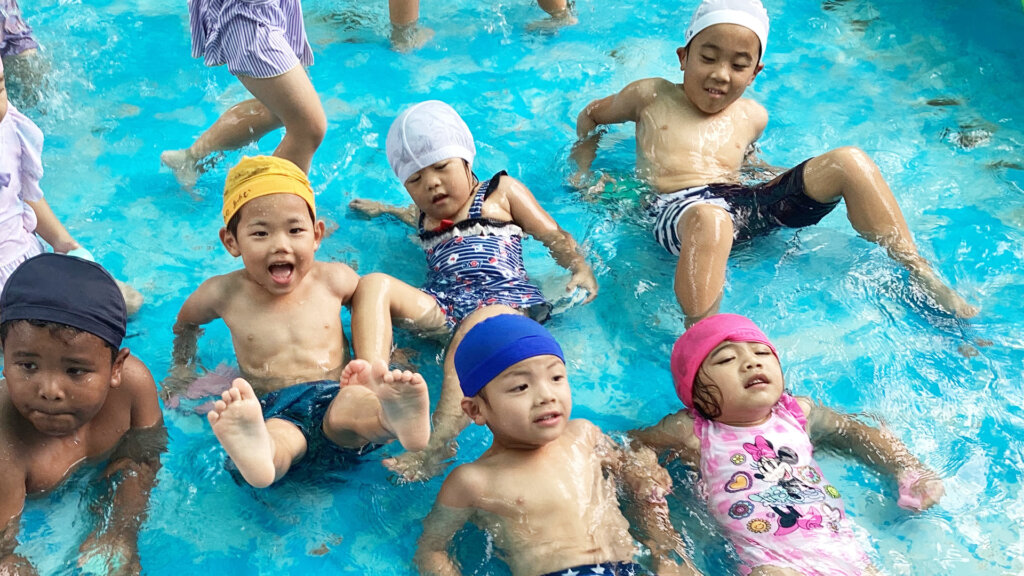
[748,61,765,85]
[676,46,688,71]
[313,219,325,248]
[219,227,241,257]
[461,397,487,425]
[109,348,131,389]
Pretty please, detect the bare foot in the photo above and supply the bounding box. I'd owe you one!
[341,359,431,452]
[207,378,276,487]
[525,9,578,31]
[160,149,200,189]
[390,24,434,52]
[910,269,978,318]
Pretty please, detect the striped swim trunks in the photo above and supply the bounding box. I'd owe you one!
[648,160,836,255]
[189,0,313,79]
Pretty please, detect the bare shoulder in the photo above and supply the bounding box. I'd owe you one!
[438,462,488,509]
[566,418,603,446]
[314,260,360,302]
[119,354,162,428]
[733,97,768,129]
[627,77,678,102]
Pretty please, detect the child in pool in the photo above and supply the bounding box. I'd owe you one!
[161,0,326,188]
[388,0,575,52]
[631,313,945,576]
[571,0,975,326]
[0,254,164,574]
[416,314,701,576]
[0,59,142,314]
[170,155,431,488]
[348,100,598,481]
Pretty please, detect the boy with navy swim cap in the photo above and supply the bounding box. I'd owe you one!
[415,314,701,576]
[0,253,163,573]
[572,0,975,325]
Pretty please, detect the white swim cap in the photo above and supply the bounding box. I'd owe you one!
[684,0,770,61]
[385,100,477,184]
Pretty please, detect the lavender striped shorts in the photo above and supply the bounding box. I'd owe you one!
[189,0,313,79]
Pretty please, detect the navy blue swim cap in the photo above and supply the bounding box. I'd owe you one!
[454,314,564,397]
[0,253,127,349]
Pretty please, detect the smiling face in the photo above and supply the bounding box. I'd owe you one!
[220,193,324,295]
[462,355,572,449]
[677,23,764,115]
[695,340,783,426]
[403,158,475,222]
[3,321,127,437]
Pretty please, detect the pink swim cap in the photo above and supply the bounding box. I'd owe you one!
[670,313,778,408]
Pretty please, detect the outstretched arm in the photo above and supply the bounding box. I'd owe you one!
[1,466,35,575]
[628,410,701,466]
[804,399,944,511]
[166,279,225,399]
[504,177,598,302]
[608,438,702,576]
[570,79,659,182]
[349,199,419,228]
[80,358,165,575]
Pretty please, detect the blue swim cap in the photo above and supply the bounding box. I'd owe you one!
[0,253,127,349]
[455,314,564,397]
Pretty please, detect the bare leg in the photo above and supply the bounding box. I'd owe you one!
[389,0,433,52]
[527,0,577,30]
[802,147,977,317]
[383,304,521,481]
[674,204,734,327]
[238,65,326,173]
[161,99,281,188]
[207,378,308,488]
[350,272,448,363]
[324,359,431,451]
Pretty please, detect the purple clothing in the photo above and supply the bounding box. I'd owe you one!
[189,0,313,79]
[0,0,39,58]
[0,103,44,285]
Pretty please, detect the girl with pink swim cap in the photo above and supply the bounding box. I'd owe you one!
[631,314,945,575]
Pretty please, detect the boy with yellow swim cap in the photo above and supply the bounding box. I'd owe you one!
[171,156,431,488]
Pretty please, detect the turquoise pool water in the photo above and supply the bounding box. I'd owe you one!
[13,0,1024,574]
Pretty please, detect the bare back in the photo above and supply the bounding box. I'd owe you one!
[442,420,635,576]
[202,261,357,394]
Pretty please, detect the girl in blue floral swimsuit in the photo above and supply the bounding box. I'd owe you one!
[349,100,597,482]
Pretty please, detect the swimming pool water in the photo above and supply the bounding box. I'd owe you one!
[14,0,1024,574]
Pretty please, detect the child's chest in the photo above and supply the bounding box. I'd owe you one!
[22,427,123,495]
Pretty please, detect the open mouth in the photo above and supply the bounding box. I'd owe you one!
[745,374,770,389]
[534,412,562,425]
[268,263,294,284]
[431,193,448,204]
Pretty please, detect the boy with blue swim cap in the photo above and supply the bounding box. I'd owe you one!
[0,253,163,573]
[416,314,702,576]
[572,0,976,325]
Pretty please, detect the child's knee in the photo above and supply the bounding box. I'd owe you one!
[677,203,733,243]
[822,146,875,173]
[354,272,394,299]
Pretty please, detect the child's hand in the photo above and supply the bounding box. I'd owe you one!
[382,441,457,483]
[568,267,598,304]
[621,445,672,504]
[349,198,386,218]
[897,468,945,511]
[78,531,141,576]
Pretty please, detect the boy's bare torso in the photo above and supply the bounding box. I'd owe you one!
[215,262,353,395]
[632,78,765,194]
[460,421,635,576]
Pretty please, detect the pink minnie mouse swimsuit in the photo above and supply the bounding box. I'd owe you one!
[693,394,872,575]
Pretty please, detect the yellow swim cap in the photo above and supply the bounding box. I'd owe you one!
[222,156,316,225]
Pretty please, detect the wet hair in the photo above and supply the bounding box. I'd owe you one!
[0,319,119,364]
[690,366,723,420]
[225,201,316,237]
